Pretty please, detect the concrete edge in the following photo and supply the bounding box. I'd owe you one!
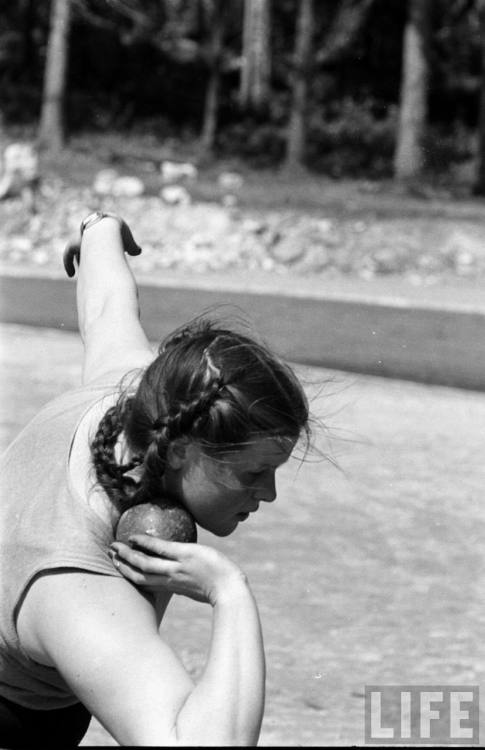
[2,262,485,311]
[1,270,484,391]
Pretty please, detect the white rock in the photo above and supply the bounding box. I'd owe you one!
[32,249,49,265]
[261,256,275,271]
[217,171,244,190]
[160,185,192,205]
[160,161,198,182]
[190,233,214,248]
[0,142,39,199]
[93,168,119,194]
[444,228,482,261]
[241,218,266,234]
[221,194,238,208]
[315,218,333,233]
[11,236,33,252]
[112,175,145,197]
[269,233,305,264]
[358,268,375,280]
[456,250,475,266]
[3,143,39,181]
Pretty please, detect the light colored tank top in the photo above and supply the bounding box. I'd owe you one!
[0,382,125,709]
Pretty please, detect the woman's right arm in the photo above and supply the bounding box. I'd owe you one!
[17,546,265,747]
[74,216,154,385]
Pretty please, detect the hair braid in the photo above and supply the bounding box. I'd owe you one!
[90,402,141,510]
[166,378,223,440]
[130,420,174,504]
[128,357,223,504]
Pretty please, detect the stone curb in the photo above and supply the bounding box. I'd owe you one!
[1,267,484,391]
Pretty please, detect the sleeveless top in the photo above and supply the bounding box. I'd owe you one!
[0,381,126,710]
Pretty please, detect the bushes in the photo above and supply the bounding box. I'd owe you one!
[216,97,397,176]
[216,98,475,180]
[305,97,397,178]
[217,118,287,167]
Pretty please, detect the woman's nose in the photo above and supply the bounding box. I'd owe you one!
[258,472,277,503]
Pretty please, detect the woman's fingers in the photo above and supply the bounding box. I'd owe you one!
[109,536,243,604]
[63,217,142,277]
[120,220,142,256]
[109,545,176,588]
[63,241,80,278]
[124,534,189,559]
[111,540,179,572]
[110,555,169,589]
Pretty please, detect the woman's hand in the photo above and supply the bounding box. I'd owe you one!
[109,535,248,605]
[63,213,142,278]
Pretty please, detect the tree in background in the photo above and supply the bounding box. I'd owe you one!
[0,0,480,181]
[393,0,432,180]
[239,0,271,112]
[38,0,72,150]
[285,0,376,170]
[72,0,237,156]
[285,0,314,168]
[474,0,485,193]
[315,0,375,68]
[199,0,227,155]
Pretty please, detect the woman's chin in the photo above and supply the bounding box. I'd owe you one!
[202,518,240,537]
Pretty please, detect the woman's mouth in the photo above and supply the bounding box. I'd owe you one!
[237,512,250,521]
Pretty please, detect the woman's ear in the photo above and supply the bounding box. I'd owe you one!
[166,437,191,470]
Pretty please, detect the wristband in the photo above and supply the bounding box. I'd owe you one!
[80,211,120,236]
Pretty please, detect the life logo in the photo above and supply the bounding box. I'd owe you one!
[364,685,479,744]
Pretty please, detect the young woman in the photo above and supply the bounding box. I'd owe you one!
[0,212,310,747]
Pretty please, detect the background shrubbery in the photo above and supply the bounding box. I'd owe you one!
[0,0,483,181]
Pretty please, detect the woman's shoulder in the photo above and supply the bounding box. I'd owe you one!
[82,348,155,389]
[82,358,151,389]
[37,364,143,421]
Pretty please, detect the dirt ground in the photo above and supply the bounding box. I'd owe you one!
[1,323,484,746]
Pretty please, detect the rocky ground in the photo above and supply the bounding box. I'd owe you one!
[1,136,485,287]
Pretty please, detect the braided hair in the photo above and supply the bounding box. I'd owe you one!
[90,317,309,510]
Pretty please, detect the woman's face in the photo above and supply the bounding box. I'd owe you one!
[164,436,296,536]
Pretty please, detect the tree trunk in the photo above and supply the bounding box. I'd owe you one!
[38,0,71,151]
[199,0,225,156]
[239,0,271,112]
[393,0,431,180]
[285,0,314,168]
[316,0,376,66]
[474,0,485,194]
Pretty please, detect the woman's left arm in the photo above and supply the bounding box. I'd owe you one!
[74,215,154,384]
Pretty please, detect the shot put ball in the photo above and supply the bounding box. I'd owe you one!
[116,502,197,544]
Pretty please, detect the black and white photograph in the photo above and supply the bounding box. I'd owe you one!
[0,0,484,746]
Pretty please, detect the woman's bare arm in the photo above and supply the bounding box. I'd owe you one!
[75,216,154,384]
[17,552,265,746]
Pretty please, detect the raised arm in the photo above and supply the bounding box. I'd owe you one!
[72,214,154,384]
[16,542,266,746]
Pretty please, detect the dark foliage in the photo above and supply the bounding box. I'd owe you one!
[0,0,481,176]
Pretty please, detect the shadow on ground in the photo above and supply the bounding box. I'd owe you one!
[1,324,484,746]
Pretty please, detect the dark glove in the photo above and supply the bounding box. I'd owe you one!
[63,212,142,278]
